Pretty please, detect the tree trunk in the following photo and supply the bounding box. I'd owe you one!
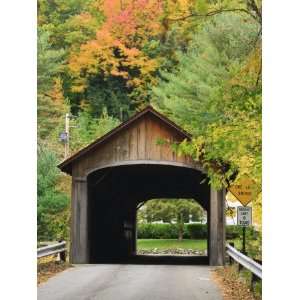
[178,226,183,241]
[178,214,184,241]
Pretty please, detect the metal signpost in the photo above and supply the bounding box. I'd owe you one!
[237,206,252,254]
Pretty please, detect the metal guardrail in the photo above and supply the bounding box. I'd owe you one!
[37,241,67,261]
[226,243,262,279]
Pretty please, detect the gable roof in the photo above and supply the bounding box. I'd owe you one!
[58,105,191,174]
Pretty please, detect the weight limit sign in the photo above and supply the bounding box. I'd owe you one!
[237,206,252,227]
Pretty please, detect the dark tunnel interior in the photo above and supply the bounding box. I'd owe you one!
[87,164,211,264]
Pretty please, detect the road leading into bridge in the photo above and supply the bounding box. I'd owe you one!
[38,264,223,300]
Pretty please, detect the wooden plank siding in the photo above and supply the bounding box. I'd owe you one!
[71,112,200,178]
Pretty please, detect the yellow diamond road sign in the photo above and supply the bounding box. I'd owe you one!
[229,177,255,206]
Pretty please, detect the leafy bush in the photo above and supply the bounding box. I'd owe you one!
[185,224,207,239]
[138,223,178,239]
[138,223,259,240]
[226,225,258,240]
[138,223,207,239]
[37,145,69,241]
[226,225,242,239]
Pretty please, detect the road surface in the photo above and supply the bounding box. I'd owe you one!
[38,264,223,300]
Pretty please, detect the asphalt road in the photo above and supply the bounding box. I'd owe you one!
[38,264,223,300]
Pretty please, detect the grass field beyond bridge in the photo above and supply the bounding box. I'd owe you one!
[137,239,207,251]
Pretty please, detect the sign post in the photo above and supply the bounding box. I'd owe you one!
[237,206,252,254]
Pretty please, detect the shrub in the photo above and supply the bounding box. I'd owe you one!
[138,223,178,239]
[226,225,258,240]
[185,224,207,239]
[138,223,208,239]
[37,146,69,241]
[226,225,242,239]
[138,223,259,240]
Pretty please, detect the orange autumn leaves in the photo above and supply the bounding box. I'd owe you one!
[69,0,165,93]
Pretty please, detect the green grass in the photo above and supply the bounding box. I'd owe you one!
[137,239,207,250]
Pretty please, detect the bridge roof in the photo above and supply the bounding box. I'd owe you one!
[58,106,191,174]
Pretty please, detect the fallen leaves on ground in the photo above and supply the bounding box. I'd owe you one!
[212,265,261,300]
[38,257,71,285]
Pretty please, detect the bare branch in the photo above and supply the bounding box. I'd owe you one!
[246,0,262,23]
[167,8,260,24]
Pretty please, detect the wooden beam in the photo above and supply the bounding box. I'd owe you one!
[209,187,225,266]
[70,177,89,263]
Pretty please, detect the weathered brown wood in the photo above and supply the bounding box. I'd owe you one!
[61,108,201,178]
[209,188,226,266]
[70,177,89,263]
[72,119,200,177]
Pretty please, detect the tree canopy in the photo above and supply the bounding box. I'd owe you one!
[138,199,206,240]
[37,0,262,240]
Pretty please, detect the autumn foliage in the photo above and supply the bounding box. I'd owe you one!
[37,0,262,241]
[69,0,164,97]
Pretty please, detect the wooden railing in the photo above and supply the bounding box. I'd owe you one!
[37,241,67,261]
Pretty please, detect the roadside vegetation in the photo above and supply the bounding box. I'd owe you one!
[213,264,261,300]
[38,256,71,285]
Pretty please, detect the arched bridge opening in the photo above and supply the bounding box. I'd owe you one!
[136,198,208,258]
[87,164,210,263]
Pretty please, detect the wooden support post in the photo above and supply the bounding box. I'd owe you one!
[132,209,137,255]
[209,188,226,266]
[70,177,89,263]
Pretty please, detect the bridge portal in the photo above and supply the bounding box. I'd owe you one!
[58,106,225,265]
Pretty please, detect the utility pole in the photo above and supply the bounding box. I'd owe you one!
[60,113,77,159]
[64,113,70,159]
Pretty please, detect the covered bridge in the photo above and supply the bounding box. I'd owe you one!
[58,106,225,266]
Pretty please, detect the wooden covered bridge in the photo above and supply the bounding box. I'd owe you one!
[58,106,225,266]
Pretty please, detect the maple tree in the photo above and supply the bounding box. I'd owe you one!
[68,0,164,109]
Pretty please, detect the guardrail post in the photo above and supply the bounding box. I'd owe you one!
[238,262,243,272]
[58,241,66,262]
[59,250,66,262]
[229,242,234,265]
[250,273,259,291]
